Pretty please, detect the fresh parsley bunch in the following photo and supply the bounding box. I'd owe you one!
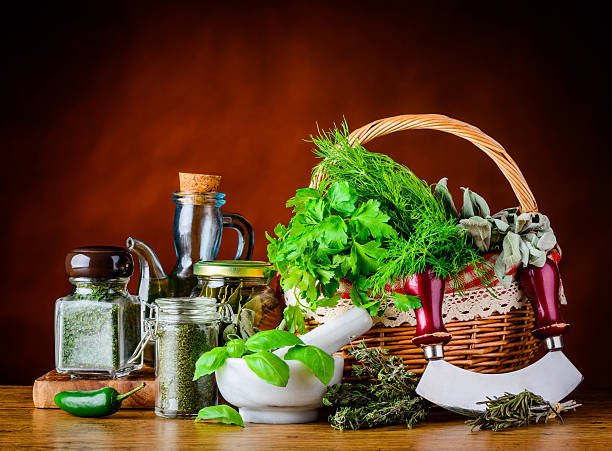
[267,181,403,326]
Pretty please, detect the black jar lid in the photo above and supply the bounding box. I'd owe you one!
[66,246,134,278]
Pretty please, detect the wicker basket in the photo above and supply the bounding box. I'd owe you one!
[309,114,541,376]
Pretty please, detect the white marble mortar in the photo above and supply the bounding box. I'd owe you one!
[215,308,373,424]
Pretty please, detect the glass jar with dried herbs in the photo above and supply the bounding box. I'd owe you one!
[191,261,284,341]
[150,297,232,419]
[54,246,143,378]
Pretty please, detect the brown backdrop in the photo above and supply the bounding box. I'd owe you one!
[2,2,610,387]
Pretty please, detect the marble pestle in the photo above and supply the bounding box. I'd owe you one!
[275,308,373,357]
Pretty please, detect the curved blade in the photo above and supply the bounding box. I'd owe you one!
[416,351,583,416]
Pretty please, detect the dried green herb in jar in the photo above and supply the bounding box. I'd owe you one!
[59,283,141,371]
[55,246,143,378]
[153,298,227,419]
[157,323,216,414]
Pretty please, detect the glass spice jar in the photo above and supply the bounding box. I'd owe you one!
[191,261,284,340]
[150,297,232,419]
[54,246,143,378]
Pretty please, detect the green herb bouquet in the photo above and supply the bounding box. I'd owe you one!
[267,121,558,331]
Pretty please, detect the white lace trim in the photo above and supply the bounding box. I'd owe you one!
[285,280,567,327]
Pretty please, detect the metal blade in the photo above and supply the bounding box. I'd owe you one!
[416,351,583,416]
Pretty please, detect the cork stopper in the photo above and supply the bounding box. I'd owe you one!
[179,172,222,193]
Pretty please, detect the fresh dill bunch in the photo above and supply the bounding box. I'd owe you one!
[323,343,430,430]
[311,122,483,291]
[466,390,581,432]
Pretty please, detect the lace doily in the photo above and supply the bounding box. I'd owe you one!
[284,281,567,327]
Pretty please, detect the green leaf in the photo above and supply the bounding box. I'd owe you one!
[328,181,358,216]
[283,305,306,334]
[460,188,490,219]
[319,215,348,248]
[350,199,395,241]
[459,217,492,252]
[226,339,246,358]
[193,347,229,380]
[286,187,321,212]
[195,405,244,427]
[305,198,326,222]
[244,351,290,387]
[434,177,459,219]
[273,223,288,239]
[315,293,341,308]
[502,232,522,269]
[245,329,303,352]
[392,292,422,311]
[537,230,556,252]
[333,253,355,276]
[350,281,368,307]
[320,278,340,298]
[284,344,335,385]
[350,240,386,274]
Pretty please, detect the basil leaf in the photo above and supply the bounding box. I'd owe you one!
[195,405,244,427]
[284,344,335,385]
[244,351,290,387]
[245,329,303,352]
[392,292,422,311]
[193,347,229,380]
[226,339,246,358]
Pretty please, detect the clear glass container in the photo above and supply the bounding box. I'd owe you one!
[55,247,142,378]
[191,261,284,339]
[151,297,232,419]
[168,192,254,297]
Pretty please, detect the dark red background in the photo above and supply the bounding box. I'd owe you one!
[2,2,610,387]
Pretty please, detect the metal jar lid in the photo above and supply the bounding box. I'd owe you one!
[155,297,222,322]
[65,246,134,278]
[193,260,272,278]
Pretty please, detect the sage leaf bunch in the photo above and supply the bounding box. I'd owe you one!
[436,178,558,287]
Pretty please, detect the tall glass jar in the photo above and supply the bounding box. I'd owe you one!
[55,246,142,378]
[151,297,231,419]
[191,261,284,340]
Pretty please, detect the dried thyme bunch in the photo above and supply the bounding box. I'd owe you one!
[466,390,581,431]
[323,343,430,430]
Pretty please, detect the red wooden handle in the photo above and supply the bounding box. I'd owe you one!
[518,258,569,340]
[403,269,452,346]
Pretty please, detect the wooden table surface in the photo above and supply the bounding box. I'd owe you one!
[1,386,611,450]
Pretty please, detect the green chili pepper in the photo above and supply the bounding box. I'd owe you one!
[54,383,146,417]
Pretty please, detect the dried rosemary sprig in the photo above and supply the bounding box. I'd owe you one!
[466,390,581,431]
[323,343,430,430]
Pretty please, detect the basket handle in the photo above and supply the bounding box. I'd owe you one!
[311,114,538,213]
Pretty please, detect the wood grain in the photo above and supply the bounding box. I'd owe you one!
[32,367,156,409]
[4,386,611,450]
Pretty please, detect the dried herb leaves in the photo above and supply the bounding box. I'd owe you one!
[323,344,430,430]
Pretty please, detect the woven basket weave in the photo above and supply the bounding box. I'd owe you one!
[309,114,540,376]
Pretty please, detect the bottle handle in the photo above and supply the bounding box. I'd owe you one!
[222,213,254,260]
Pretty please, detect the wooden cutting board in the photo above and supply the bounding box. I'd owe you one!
[33,367,156,409]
